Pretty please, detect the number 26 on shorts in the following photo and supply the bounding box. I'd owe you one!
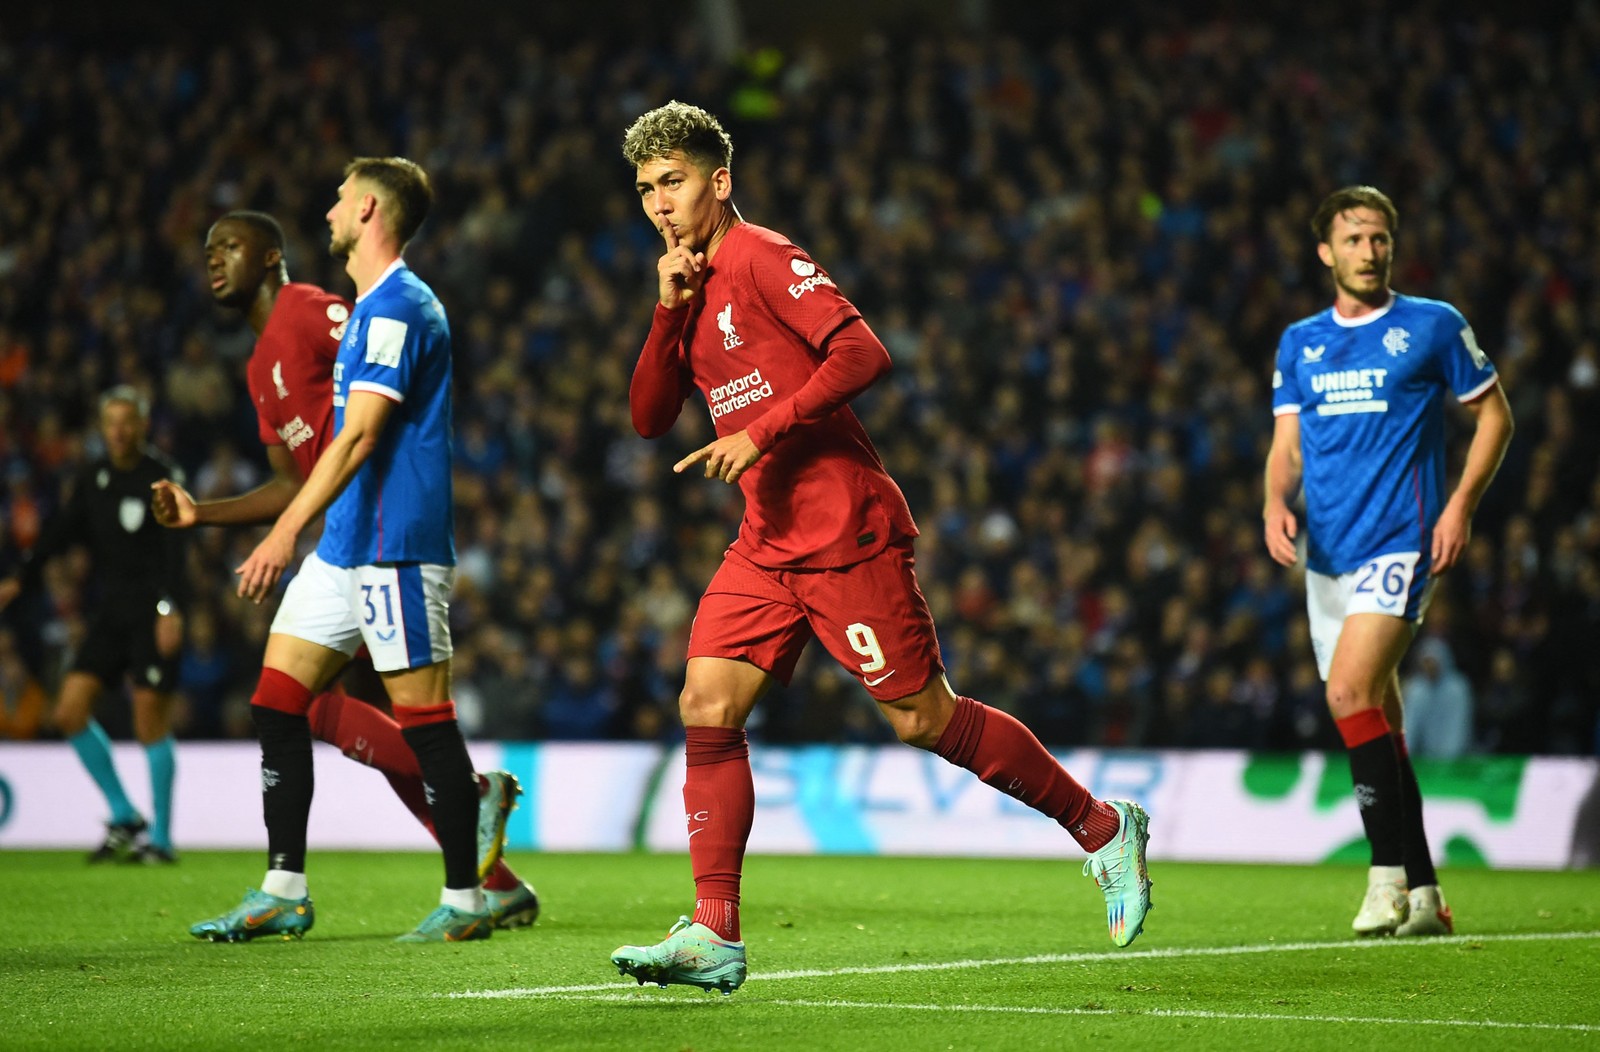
[1350,551,1421,615]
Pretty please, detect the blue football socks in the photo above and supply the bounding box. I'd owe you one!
[144,735,177,850]
[69,721,139,826]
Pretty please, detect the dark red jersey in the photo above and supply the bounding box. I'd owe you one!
[246,283,351,481]
[631,222,917,569]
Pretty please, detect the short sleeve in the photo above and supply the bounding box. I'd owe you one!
[747,246,860,349]
[346,314,415,403]
[1435,304,1498,403]
[1271,329,1302,416]
[303,293,351,364]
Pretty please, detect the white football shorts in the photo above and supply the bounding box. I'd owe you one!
[1306,550,1434,681]
[270,550,454,672]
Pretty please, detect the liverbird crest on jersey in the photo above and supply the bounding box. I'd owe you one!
[717,303,743,350]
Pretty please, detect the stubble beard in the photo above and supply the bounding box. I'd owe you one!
[1337,260,1390,306]
[329,228,356,259]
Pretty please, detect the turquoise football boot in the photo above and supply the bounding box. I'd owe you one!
[396,904,493,943]
[485,881,541,929]
[190,888,314,942]
[476,771,521,881]
[1082,800,1153,947]
[611,917,747,995]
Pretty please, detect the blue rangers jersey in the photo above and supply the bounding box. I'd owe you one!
[319,260,455,567]
[1271,293,1497,575]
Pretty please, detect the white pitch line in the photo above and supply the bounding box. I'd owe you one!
[465,992,1600,1035]
[447,929,1600,1000]
[755,999,1600,1034]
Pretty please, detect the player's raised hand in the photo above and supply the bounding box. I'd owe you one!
[1263,503,1299,567]
[657,219,706,309]
[675,429,763,484]
[1431,501,1471,574]
[235,526,296,603]
[150,479,198,528]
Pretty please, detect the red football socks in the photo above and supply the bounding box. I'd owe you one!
[308,687,423,778]
[934,696,1113,850]
[1336,707,1391,748]
[308,688,522,890]
[684,726,753,941]
[252,667,314,716]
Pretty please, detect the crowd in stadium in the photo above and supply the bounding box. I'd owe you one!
[1,6,1597,756]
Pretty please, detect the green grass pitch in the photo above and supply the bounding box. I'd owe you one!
[3,851,1598,1050]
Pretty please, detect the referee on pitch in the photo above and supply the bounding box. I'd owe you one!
[0,385,188,862]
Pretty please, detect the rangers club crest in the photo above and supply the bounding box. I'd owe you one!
[1382,327,1410,356]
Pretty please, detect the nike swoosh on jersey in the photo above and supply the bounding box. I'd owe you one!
[863,670,897,687]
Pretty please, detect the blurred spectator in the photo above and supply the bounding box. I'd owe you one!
[174,606,233,738]
[0,627,47,739]
[1402,637,1475,760]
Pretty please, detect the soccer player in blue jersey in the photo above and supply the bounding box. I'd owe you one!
[1263,186,1514,936]
[198,157,490,942]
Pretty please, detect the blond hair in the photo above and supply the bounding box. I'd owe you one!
[621,101,733,174]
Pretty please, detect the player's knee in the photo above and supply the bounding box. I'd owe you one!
[880,700,943,749]
[1325,680,1382,720]
[677,684,742,728]
[895,718,942,750]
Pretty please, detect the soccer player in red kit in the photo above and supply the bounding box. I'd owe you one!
[609,103,1153,994]
[152,211,538,937]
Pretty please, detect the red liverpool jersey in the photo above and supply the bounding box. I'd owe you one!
[246,283,350,480]
[638,222,917,569]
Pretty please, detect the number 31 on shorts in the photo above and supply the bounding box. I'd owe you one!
[1349,551,1422,616]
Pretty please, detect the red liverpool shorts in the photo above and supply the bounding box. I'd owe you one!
[686,541,944,701]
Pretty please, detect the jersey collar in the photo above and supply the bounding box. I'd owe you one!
[356,258,408,304]
[1329,290,1396,328]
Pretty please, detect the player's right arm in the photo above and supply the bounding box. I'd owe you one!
[152,446,304,528]
[630,222,701,438]
[1263,412,1303,567]
[1263,331,1305,567]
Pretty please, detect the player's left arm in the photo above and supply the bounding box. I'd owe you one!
[235,391,395,601]
[676,318,889,483]
[1433,380,1514,573]
[676,245,883,485]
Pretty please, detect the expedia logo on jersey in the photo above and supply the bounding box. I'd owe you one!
[327,302,350,342]
[708,367,773,419]
[277,416,315,451]
[787,257,835,299]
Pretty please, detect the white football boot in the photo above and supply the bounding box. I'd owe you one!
[1351,865,1409,936]
[1395,884,1454,936]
